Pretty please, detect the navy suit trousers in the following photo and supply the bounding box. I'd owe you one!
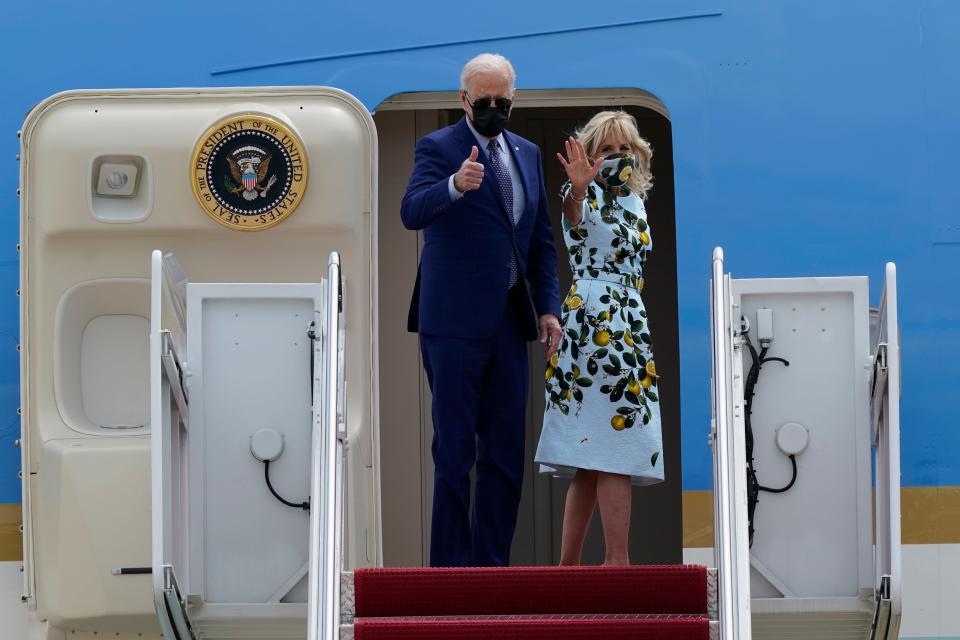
[419,286,530,567]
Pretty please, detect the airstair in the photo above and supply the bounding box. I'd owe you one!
[150,245,901,640]
[710,248,902,640]
[151,249,339,639]
[149,250,719,639]
[340,565,717,639]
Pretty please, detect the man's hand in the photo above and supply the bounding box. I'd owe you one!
[539,314,562,361]
[453,145,484,193]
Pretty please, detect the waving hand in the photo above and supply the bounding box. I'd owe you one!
[556,137,603,194]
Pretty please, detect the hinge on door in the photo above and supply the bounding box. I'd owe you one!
[307,320,318,406]
[162,564,196,640]
[869,342,888,397]
[737,314,750,338]
[337,271,343,313]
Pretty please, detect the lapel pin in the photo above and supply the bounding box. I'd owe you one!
[515,146,519,151]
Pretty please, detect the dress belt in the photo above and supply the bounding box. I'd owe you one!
[572,269,644,292]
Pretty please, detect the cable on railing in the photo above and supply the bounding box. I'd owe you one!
[263,460,310,511]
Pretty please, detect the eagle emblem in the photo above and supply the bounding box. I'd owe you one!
[225,146,278,201]
[192,114,308,231]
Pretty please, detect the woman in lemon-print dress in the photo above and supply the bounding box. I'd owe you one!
[534,111,661,566]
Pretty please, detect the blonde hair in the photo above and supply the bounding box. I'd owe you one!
[576,111,653,198]
[460,53,516,93]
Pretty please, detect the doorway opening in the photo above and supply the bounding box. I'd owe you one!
[374,89,681,567]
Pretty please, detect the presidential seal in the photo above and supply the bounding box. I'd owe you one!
[191,114,308,231]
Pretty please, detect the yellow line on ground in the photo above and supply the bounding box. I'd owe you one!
[0,504,21,562]
[682,488,960,547]
[2,489,959,563]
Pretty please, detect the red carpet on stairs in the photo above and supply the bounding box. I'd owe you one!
[353,565,708,618]
[353,615,710,639]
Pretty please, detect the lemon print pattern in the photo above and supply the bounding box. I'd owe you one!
[535,177,664,486]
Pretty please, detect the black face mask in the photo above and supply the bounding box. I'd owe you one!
[471,107,510,138]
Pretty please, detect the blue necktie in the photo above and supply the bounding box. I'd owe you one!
[488,139,518,288]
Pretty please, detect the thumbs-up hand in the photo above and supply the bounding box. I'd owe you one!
[453,145,484,193]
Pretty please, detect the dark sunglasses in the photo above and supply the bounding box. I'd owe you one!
[465,94,512,111]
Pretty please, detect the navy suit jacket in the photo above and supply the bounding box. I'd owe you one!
[401,117,562,340]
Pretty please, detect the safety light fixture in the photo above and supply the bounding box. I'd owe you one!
[95,161,139,197]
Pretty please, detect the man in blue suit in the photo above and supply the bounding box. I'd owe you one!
[401,53,562,567]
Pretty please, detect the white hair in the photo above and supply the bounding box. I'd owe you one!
[459,53,516,92]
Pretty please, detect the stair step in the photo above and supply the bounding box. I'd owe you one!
[351,565,709,618]
[348,615,713,639]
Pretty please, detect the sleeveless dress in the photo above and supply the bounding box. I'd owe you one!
[534,180,664,485]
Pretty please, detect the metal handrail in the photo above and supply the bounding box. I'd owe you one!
[308,252,344,640]
[710,247,752,640]
[872,263,902,628]
[151,250,193,639]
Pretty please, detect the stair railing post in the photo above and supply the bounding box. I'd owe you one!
[870,263,901,638]
[308,252,344,640]
[710,248,752,640]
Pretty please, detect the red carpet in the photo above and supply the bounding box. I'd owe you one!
[353,615,710,639]
[354,565,708,618]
